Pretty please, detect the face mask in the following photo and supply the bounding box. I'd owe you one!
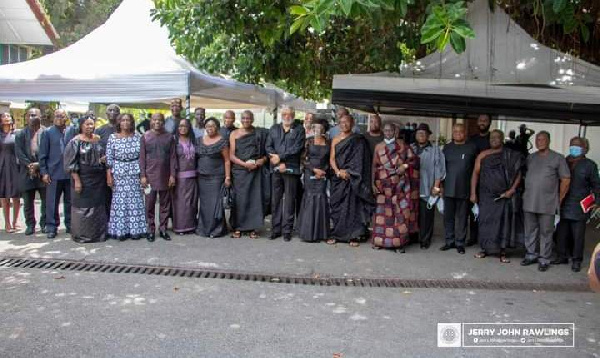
[569,146,583,157]
[384,138,395,145]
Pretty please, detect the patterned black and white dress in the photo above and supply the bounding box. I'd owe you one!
[106,133,148,239]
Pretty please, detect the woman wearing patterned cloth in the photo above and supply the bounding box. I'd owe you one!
[106,113,148,241]
[0,112,21,233]
[172,119,198,235]
[195,117,230,238]
[371,123,419,253]
[63,116,107,243]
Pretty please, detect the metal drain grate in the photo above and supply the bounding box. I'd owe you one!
[0,256,590,292]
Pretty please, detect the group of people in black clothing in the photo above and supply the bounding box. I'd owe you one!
[0,104,598,274]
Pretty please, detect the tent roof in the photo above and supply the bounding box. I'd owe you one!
[332,0,600,125]
[0,0,314,111]
[0,0,58,46]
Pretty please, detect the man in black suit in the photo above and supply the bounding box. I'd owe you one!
[14,108,47,235]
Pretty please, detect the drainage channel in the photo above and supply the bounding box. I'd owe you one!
[0,256,590,292]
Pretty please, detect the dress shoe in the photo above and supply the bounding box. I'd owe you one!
[439,243,456,251]
[47,232,57,239]
[283,234,292,242]
[269,233,281,240]
[147,233,155,242]
[538,263,549,272]
[571,262,581,272]
[551,258,568,265]
[520,258,538,266]
[159,231,171,241]
[420,243,430,249]
[457,246,466,254]
[24,227,34,236]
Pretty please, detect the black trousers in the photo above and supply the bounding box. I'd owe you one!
[444,197,468,247]
[271,172,299,235]
[45,179,71,232]
[419,198,435,246]
[556,218,587,263]
[468,202,478,244]
[22,187,46,230]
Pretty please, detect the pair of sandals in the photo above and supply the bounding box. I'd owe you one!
[326,239,360,247]
[475,251,510,263]
[4,224,20,233]
[231,230,258,239]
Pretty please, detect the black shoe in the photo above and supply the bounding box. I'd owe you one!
[439,243,456,251]
[47,232,56,239]
[551,258,568,265]
[420,243,430,249]
[25,227,34,236]
[159,231,171,241]
[269,233,281,240]
[41,227,46,234]
[283,234,292,242]
[395,248,406,253]
[520,258,538,266]
[66,227,71,234]
[571,262,581,272]
[147,233,155,242]
[119,236,127,242]
[465,241,476,247]
[457,246,465,254]
[538,263,549,272]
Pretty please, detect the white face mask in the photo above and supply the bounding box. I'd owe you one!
[384,138,395,145]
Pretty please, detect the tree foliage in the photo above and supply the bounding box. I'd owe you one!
[40,0,122,48]
[154,0,598,100]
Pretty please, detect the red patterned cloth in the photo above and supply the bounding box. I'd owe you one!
[371,140,420,248]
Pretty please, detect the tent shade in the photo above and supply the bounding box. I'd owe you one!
[333,77,600,125]
[0,0,314,111]
[332,0,600,125]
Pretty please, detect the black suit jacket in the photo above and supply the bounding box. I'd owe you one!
[15,126,45,191]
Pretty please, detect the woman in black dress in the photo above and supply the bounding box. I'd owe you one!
[173,119,198,235]
[297,118,330,242]
[0,113,21,233]
[195,117,231,238]
[229,111,268,239]
[64,116,108,243]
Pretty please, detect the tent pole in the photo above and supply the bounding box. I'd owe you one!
[185,73,191,120]
[579,123,587,138]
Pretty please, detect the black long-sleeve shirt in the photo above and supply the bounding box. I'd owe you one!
[561,157,600,221]
[265,123,305,175]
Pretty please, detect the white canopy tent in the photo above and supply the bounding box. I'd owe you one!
[0,0,314,111]
[0,0,58,46]
[332,0,600,125]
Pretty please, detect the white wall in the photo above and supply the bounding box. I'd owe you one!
[498,120,600,164]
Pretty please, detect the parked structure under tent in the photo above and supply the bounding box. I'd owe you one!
[0,0,314,113]
[332,0,600,160]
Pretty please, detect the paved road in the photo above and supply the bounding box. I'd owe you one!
[0,268,599,358]
[0,206,598,357]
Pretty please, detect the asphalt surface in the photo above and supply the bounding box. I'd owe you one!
[0,268,598,358]
[0,205,598,357]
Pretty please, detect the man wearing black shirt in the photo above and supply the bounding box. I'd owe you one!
[466,114,492,246]
[364,114,384,164]
[441,123,478,254]
[266,106,306,242]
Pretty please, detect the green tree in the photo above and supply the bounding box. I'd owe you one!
[40,0,122,48]
[153,0,598,100]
